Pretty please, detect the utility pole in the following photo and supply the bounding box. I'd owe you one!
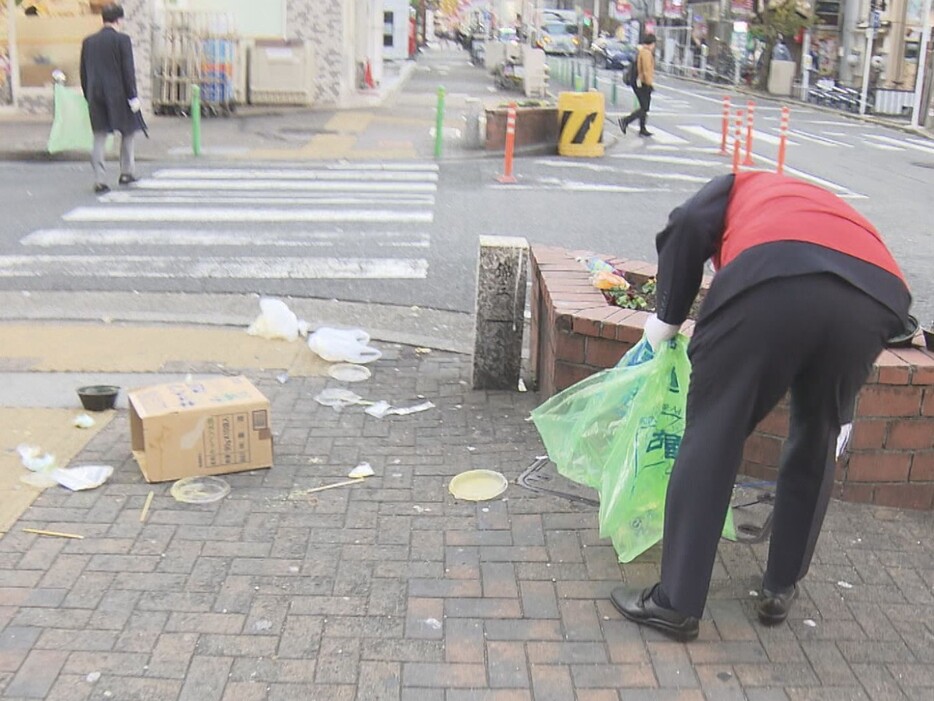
[912,0,933,128]
[859,1,880,115]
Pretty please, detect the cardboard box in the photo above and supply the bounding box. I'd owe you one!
[129,376,273,483]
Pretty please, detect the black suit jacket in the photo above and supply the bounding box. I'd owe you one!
[80,26,140,135]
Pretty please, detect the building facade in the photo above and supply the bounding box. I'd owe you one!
[0,0,385,115]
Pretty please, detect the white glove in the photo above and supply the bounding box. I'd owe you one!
[128,97,141,113]
[644,313,680,351]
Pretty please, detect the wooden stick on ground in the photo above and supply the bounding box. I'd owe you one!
[303,478,366,494]
[23,528,84,540]
[140,491,155,523]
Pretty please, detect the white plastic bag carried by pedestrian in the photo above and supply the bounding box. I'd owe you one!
[307,327,382,364]
[247,298,308,342]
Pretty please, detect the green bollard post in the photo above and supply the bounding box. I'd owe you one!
[593,66,598,89]
[434,86,446,160]
[612,75,618,106]
[570,61,576,86]
[191,84,201,157]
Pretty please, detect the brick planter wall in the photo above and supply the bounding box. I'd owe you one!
[530,245,934,510]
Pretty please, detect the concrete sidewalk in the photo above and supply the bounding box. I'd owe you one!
[1,316,933,700]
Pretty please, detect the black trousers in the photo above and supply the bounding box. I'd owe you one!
[622,85,652,131]
[660,274,900,618]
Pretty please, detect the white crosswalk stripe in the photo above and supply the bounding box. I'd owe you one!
[866,134,934,155]
[5,163,439,282]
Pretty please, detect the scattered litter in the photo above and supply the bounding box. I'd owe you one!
[415,347,432,355]
[803,619,817,628]
[314,388,370,410]
[73,413,96,429]
[308,327,381,364]
[171,476,231,504]
[392,459,401,465]
[750,590,759,597]
[299,478,366,495]
[348,462,375,479]
[289,566,300,573]
[365,400,434,419]
[247,297,308,341]
[51,465,113,491]
[449,470,509,502]
[140,491,154,523]
[413,505,433,513]
[253,619,273,632]
[17,444,57,472]
[716,671,733,682]
[276,373,290,384]
[20,472,58,489]
[392,473,402,478]
[836,581,854,589]
[328,363,372,383]
[86,672,101,683]
[23,528,83,540]
[518,378,527,392]
[424,618,442,630]
[467,446,476,452]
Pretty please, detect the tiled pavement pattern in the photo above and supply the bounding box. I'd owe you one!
[1,346,933,700]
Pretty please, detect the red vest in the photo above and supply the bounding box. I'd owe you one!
[715,172,906,283]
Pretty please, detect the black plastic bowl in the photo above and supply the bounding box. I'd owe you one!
[924,327,934,352]
[77,385,119,412]
[887,315,919,349]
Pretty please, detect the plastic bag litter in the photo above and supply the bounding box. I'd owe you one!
[365,400,434,419]
[531,336,735,563]
[314,388,369,410]
[50,465,113,491]
[16,444,57,472]
[348,461,375,478]
[307,327,382,364]
[247,298,309,342]
[73,413,96,429]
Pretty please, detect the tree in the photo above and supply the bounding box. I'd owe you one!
[750,0,814,89]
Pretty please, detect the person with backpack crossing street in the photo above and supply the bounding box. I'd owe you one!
[618,34,656,138]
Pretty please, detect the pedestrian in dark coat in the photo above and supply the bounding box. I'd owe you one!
[610,172,911,641]
[79,3,141,194]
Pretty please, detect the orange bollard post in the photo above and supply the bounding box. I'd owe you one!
[732,109,744,174]
[743,100,755,166]
[777,106,790,175]
[498,102,518,184]
[720,96,731,155]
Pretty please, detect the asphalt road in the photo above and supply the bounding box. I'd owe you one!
[0,46,931,326]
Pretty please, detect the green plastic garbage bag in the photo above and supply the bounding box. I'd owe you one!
[48,83,94,154]
[531,336,735,563]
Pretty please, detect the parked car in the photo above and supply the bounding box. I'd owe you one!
[591,38,636,70]
[535,21,578,56]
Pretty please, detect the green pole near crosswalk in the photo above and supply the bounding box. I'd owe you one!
[191,84,202,157]
[434,86,446,160]
[612,75,617,106]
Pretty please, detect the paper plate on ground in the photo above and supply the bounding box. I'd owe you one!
[448,469,508,501]
[328,363,372,383]
[171,476,231,504]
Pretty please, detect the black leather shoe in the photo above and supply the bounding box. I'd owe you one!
[638,130,654,138]
[93,183,110,194]
[118,174,138,186]
[618,117,628,135]
[757,584,798,626]
[611,584,699,642]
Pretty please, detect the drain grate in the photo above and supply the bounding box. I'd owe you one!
[517,457,775,543]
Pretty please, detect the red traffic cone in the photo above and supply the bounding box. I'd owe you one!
[364,60,376,89]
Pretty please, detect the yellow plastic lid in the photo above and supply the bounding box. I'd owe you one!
[448,469,508,501]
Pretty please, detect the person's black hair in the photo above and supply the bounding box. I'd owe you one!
[25,6,39,15]
[102,4,125,23]
[642,34,656,45]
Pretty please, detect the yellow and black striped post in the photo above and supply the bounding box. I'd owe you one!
[557,91,605,158]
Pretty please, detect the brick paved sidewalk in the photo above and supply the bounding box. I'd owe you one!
[1,345,932,700]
